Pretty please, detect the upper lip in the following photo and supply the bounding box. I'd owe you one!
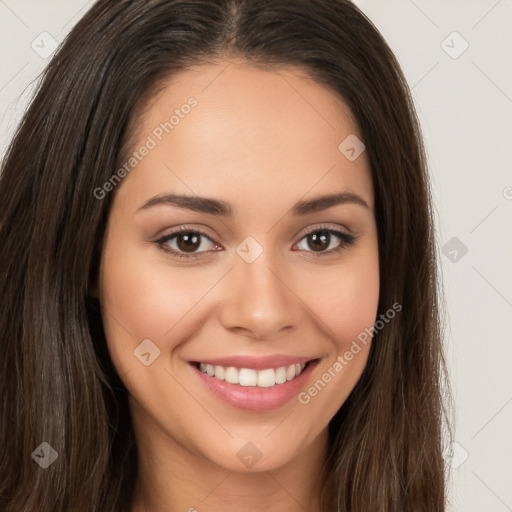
[190,354,316,370]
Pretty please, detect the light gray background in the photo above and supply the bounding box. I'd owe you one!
[1,1,511,511]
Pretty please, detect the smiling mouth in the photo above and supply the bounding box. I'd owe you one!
[191,361,313,388]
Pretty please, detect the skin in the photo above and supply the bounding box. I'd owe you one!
[96,58,379,512]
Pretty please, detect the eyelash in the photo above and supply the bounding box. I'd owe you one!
[154,224,357,261]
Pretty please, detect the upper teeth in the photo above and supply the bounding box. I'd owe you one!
[199,363,306,387]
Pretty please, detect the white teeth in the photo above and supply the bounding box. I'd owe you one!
[214,366,225,380]
[239,368,257,386]
[224,366,239,384]
[257,368,276,388]
[275,367,287,384]
[198,362,307,387]
[286,365,296,380]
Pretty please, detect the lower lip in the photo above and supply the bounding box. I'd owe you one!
[189,361,319,412]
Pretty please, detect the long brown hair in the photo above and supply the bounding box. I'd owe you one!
[0,1,451,510]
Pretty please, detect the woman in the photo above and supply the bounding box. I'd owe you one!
[0,0,450,510]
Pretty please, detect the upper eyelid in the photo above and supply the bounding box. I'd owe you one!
[294,223,352,240]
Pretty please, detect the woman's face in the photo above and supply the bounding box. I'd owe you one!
[98,59,379,472]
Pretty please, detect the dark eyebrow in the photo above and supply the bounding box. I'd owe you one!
[137,192,369,216]
[292,192,370,215]
[137,193,233,216]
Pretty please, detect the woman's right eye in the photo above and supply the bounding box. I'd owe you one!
[155,228,221,260]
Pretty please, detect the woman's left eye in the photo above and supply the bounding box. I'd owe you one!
[295,228,356,255]
[155,226,356,260]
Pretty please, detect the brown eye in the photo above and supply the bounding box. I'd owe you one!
[175,232,202,253]
[156,229,219,258]
[295,227,356,255]
[306,230,331,252]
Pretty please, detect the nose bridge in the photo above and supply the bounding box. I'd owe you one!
[218,242,300,339]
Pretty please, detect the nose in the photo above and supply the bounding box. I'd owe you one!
[218,250,302,340]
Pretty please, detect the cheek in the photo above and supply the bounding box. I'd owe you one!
[320,267,379,348]
[98,237,215,376]
[292,241,379,423]
[304,242,380,350]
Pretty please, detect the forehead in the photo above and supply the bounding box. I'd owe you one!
[118,59,373,214]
